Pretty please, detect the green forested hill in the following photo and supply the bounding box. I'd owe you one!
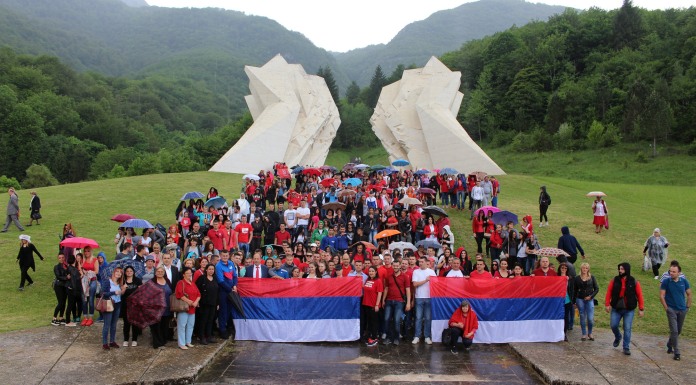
[334,0,568,86]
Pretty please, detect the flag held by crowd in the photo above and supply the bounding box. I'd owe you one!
[431,277,566,343]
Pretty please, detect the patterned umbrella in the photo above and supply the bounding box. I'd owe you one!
[342,163,356,171]
[126,281,166,329]
[111,213,135,222]
[181,191,204,200]
[529,247,570,257]
[338,189,357,198]
[101,258,146,280]
[469,171,488,180]
[59,237,99,249]
[320,165,337,172]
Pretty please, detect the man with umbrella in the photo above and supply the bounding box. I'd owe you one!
[216,250,238,339]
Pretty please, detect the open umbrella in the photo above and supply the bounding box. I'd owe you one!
[416,239,442,249]
[60,237,99,249]
[440,167,458,175]
[529,247,570,258]
[343,177,362,187]
[101,258,146,280]
[354,164,370,170]
[351,241,377,251]
[243,174,260,181]
[474,206,501,217]
[111,213,135,222]
[370,165,387,171]
[469,171,488,180]
[422,205,448,217]
[302,168,322,176]
[586,191,607,197]
[399,197,422,206]
[414,169,430,175]
[391,159,410,167]
[417,187,436,195]
[126,280,166,329]
[228,291,247,320]
[375,229,401,239]
[320,178,337,188]
[205,196,227,209]
[320,165,337,172]
[322,202,346,211]
[181,191,204,201]
[291,166,304,174]
[388,241,416,251]
[338,189,357,198]
[342,163,356,171]
[120,218,155,229]
[491,210,518,225]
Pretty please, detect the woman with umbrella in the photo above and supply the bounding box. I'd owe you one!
[196,263,218,345]
[150,266,173,349]
[100,267,126,350]
[17,234,44,291]
[80,246,99,326]
[121,265,142,347]
[643,228,669,279]
[591,195,608,234]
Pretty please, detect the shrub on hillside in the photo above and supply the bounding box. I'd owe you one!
[0,175,21,190]
[22,164,58,188]
[587,120,621,148]
[688,140,696,156]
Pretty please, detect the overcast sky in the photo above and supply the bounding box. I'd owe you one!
[146,0,694,52]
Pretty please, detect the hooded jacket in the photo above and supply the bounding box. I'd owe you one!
[557,226,585,258]
[605,262,645,311]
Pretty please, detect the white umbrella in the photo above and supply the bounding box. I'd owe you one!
[243,174,261,181]
[586,191,607,197]
[388,242,417,251]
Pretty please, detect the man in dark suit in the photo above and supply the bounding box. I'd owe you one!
[244,250,270,278]
[161,250,180,290]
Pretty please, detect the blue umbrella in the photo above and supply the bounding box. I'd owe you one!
[102,258,146,280]
[370,165,387,171]
[440,168,459,175]
[205,196,227,209]
[181,191,204,200]
[414,169,430,175]
[416,239,442,249]
[385,167,398,174]
[392,159,410,167]
[344,178,362,186]
[291,166,304,174]
[491,210,518,225]
[120,218,155,229]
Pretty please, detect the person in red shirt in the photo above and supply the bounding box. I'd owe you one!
[445,300,478,354]
[206,221,225,252]
[274,223,291,245]
[339,253,353,277]
[472,210,486,254]
[174,267,201,350]
[378,253,395,285]
[469,259,493,279]
[382,258,411,345]
[604,262,645,355]
[363,266,383,347]
[531,257,558,276]
[234,215,253,257]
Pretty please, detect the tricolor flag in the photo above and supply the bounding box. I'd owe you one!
[431,277,566,343]
[233,277,363,342]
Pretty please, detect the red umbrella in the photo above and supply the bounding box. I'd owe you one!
[127,281,167,329]
[59,237,99,249]
[302,168,322,176]
[111,213,135,222]
[320,178,337,187]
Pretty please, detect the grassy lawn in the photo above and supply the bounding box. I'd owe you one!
[1,149,694,339]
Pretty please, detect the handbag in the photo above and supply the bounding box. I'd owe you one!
[642,254,651,272]
[170,293,189,313]
[31,212,42,220]
[96,296,114,313]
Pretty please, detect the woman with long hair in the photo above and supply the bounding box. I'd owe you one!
[573,263,599,341]
[80,246,99,326]
[65,254,82,327]
[100,267,125,350]
[303,262,320,279]
[472,210,486,254]
[17,234,43,291]
[363,266,383,347]
[195,264,218,345]
[121,266,142,347]
[558,263,574,342]
[175,267,201,350]
[52,252,69,325]
[150,266,172,349]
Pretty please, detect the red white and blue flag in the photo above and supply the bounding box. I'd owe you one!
[233,277,363,342]
[431,277,566,343]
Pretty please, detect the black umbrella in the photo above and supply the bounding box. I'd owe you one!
[422,205,448,217]
[228,290,247,320]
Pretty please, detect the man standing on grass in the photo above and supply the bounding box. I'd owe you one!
[660,264,692,361]
[605,262,644,356]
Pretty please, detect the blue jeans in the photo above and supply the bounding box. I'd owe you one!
[610,309,635,350]
[83,280,97,316]
[491,196,498,207]
[101,301,121,344]
[441,193,449,206]
[576,298,595,336]
[414,298,432,339]
[369,229,377,245]
[525,256,537,276]
[384,300,405,342]
[238,242,249,258]
[456,191,466,209]
[177,312,196,346]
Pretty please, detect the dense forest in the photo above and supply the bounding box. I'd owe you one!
[437,2,696,152]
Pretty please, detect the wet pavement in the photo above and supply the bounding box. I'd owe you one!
[196,340,543,384]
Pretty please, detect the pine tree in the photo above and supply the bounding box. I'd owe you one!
[366,65,387,109]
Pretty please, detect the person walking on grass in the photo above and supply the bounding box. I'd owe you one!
[538,186,551,227]
[605,262,644,356]
[660,264,691,361]
[17,234,43,290]
[2,187,25,232]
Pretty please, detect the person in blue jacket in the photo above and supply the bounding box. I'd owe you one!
[558,226,586,264]
[215,249,238,339]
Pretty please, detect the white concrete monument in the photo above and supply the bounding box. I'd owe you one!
[210,55,340,174]
[370,57,504,175]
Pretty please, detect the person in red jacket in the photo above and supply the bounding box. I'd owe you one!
[472,210,486,254]
[363,266,383,347]
[445,299,478,354]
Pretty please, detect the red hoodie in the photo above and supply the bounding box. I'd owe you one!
[449,306,479,339]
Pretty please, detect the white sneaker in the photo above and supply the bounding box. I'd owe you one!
[381,333,387,340]
[654,276,659,280]
[131,341,138,347]
[123,341,129,347]
[539,223,543,227]
[412,337,420,344]
[545,222,549,227]
[425,337,432,345]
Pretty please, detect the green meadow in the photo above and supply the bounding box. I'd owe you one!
[1,151,694,338]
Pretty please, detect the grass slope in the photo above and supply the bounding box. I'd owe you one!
[1,167,693,337]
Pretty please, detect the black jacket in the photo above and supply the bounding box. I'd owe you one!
[557,226,585,257]
[196,274,219,306]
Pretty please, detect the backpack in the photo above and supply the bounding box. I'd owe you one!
[441,327,454,346]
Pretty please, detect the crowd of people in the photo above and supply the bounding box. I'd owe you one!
[4,161,689,359]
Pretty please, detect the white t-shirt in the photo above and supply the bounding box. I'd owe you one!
[445,269,464,278]
[296,207,310,226]
[284,209,297,228]
[412,268,436,298]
